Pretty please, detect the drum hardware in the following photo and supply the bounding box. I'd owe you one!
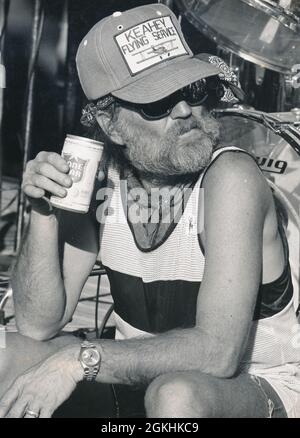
[285,74,300,89]
[240,0,300,32]
[254,65,266,87]
[214,107,300,130]
[290,108,300,121]
[176,0,300,74]
[158,0,175,7]
[213,108,300,155]
[175,0,300,111]
[269,109,300,128]
[283,74,300,111]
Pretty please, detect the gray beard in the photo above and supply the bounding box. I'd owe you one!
[115,114,220,178]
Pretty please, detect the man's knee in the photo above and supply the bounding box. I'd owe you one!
[144,372,218,418]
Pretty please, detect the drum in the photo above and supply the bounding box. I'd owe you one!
[175,0,300,74]
[215,108,300,310]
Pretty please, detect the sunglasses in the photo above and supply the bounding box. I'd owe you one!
[115,77,225,121]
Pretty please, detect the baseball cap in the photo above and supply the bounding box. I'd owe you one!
[76,3,221,104]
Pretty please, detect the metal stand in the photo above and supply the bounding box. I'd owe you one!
[0,0,9,216]
[15,0,44,252]
[158,0,174,8]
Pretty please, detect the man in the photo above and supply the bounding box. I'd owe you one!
[0,3,300,418]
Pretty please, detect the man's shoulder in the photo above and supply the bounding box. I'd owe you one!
[201,149,271,213]
[209,148,258,173]
[204,149,267,191]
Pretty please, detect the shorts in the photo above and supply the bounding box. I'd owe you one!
[112,378,288,418]
[250,375,288,418]
[54,377,288,418]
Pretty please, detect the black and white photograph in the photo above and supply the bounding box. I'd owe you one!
[0,0,300,420]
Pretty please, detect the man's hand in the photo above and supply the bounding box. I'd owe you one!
[0,345,82,418]
[22,151,73,216]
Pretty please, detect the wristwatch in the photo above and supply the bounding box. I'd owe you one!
[78,341,101,381]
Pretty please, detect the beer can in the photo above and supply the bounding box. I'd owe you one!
[50,135,104,213]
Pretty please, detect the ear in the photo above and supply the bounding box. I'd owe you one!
[95,112,125,146]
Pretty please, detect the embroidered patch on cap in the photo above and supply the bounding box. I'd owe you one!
[115,16,188,76]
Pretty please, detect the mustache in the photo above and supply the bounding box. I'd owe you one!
[170,114,219,138]
[170,118,199,136]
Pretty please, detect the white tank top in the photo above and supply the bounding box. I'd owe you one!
[99,146,300,374]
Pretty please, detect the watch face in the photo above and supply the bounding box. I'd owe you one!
[82,348,101,366]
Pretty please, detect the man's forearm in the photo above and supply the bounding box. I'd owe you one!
[89,327,238,386]
[11,211,66,338]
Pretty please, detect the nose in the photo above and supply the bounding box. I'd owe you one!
[170,100,192,119]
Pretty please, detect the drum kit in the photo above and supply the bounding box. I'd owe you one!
[176,0,300,306]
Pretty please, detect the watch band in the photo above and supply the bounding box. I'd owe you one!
[79,341,101,382]
[82,364,99,382]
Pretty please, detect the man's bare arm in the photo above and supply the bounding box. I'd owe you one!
[77,153,274,384]
[11,152,99,341]
[0,153,280,419]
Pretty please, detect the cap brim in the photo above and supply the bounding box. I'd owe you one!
[112,57,221,104]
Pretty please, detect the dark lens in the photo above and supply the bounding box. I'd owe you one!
[206,77,225,99]
[183,78,225,108]
[140,94,175,119]
[114,97,170,120]
[117,77,223,121]
[182,79,209,106]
